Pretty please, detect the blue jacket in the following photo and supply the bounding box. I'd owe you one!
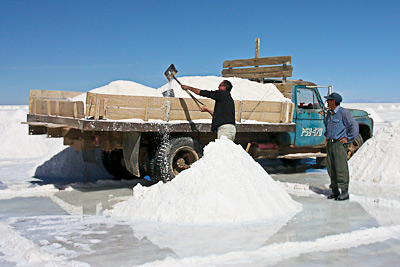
[324,106,359,142]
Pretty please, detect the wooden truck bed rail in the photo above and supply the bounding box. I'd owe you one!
[29,89,295,124]
[85,92,294,124]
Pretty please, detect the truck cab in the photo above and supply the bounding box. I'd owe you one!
[286,83,373,159]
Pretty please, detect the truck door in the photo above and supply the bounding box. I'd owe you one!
[293,86,326,147]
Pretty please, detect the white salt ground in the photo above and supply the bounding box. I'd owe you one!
[0,221,88,267]
[1,105,400,266]
[108,137,302,224]
[0,106,64,159]
[349,122,400,185]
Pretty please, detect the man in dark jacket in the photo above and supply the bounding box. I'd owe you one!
[181,80,236,141]
[324,92,359,201]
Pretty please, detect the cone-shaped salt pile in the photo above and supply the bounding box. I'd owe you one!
[110,138,302,224]
[350,122,400,185]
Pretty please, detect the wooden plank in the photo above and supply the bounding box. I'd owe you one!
[168,109,213,121]
[240,111,283,123]
[73,102,78,118]
[238,101,243,122]
[106,107,147,120]
[86,95,93,117]
[148,109,167,121]
[168,98,214,111]
[280,102,286,123]
[30,90,83,101]
[33,100,48,115]
[222,65,293,75]
[223,56,292,68]
[88,93,149,109]
[275,83,293,95]
[56,101,60,116]
[29,98,33,114]
[47,100,51,115]
[255,38,260,58]
[95,97,101,120]
[145,98,150,121]
[24,121,69,128]
[103,98,108,119]
[240,101,283,113]
[31,100,84,118]
[59,101,84,118]
[282,92,293,99]
[222,70,292,79]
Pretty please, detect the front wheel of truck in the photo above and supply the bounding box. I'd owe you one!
[347,134,364,159]
[150,136,203,182]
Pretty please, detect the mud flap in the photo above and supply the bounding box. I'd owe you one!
[123,132,141,177]
[82,149,97,164]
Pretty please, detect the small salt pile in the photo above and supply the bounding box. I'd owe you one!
[349,122,400,185]
[109,137,302,224]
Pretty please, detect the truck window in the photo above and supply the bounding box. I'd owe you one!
[296,88,321,109]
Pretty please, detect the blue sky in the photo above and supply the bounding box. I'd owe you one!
[1,0,399,104]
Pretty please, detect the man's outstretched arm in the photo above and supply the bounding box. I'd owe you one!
[181,85,201,95]
[200,106,213,116]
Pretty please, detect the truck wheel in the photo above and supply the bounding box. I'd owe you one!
[151,137,203,182]
[101,150,136,180]
[347,134,364,159]
[316,157,327,167]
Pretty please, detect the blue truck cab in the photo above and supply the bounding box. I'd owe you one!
[288,84,373,158]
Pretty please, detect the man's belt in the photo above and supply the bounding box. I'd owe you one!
[327,138,340,143]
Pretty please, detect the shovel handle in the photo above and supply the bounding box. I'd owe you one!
[171,74,211,116]
[172,74,182,86]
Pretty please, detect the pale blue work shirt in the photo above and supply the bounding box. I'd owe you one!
[324,106,359,142]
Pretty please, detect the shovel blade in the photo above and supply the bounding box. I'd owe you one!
[164,64,178,82]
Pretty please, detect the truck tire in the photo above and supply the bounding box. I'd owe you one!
[347,133,364,159]
[150,136,203,182]
[316,157,327,167]
[101,150,136,180]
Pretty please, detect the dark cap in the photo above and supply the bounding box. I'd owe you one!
[324,92,342,104]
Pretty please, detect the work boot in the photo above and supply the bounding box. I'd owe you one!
[327,188,340,199]
[335,189,349,201]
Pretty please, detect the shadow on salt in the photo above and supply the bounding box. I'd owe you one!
[32,147,150,190]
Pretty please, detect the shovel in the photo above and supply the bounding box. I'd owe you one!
[164,64,205,109]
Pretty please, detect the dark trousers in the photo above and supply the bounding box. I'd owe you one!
[327,141,349,192]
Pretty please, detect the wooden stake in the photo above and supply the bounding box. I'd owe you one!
[246,142,251,153]
[255,38,260,58]
[255,38,262,83]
